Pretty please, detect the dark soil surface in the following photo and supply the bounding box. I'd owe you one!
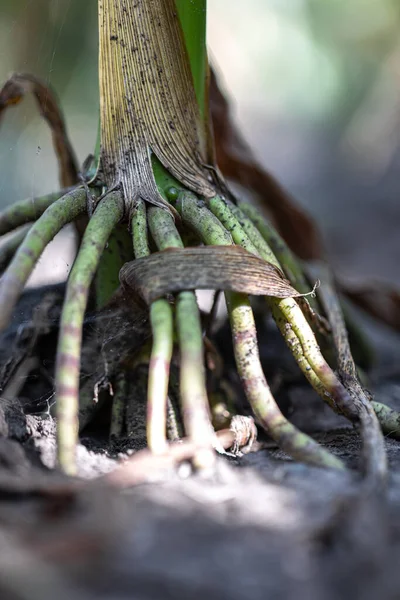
[1,285,400,600]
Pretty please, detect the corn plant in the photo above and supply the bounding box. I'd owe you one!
[0,0,397,484]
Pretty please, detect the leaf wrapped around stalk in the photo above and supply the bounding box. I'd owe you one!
[99,0,216,210]
[119,245,302,306]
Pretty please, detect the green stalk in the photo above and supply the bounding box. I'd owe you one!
[175,191,344,469]
[148,206,215,466]
[55,191,124,475]
[0,187,86,332]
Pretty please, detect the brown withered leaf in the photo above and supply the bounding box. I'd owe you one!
[119,245,301,305]
[99,0,216,210]
[340,280,400,332]
[210,69,323,260]
[0,73,79,188]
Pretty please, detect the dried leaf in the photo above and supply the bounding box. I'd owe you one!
[340,280,400,332]
[0,74,79,188]
[209,69,323,260]
[120,245,301,305]
[99,0,216,210]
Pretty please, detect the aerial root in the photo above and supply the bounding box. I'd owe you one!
[146,300,173,453]
[0,181,390,477]
[132,202,173,455]
[203,194,357,422]
[55,191,124,475]
[0,187,87,332]
[226,291,345,469]
[371,401,400,440]
[309,262,387,485]
[174,191,344,469]
[0,187,72,237]
[147,206,215,467]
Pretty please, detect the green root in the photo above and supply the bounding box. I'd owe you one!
[215,196,358,421]
[0,180,389,476]
[309,262,387,483]
[372,402,400,439]
[0,187,86,331]
[174,190,343,469]
[148,206,215,466]
[227,291,344,469]
[55,191,124,475]
[134,204,173,454]
[271,303,333,405]
[146,299,173,453]
[0,188,71,236]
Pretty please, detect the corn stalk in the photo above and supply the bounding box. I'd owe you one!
[0,0,396,483]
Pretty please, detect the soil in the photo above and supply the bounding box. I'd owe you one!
[1,285,400,599]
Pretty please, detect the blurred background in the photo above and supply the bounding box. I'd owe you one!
[1,0,400,289]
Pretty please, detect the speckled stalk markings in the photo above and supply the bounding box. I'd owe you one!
[133,206,173,454]
[0,187,86,332]
[110,371,127,439]
[372,402,400,439]
[309,263,387,483]
[148,206,214,465]
[271,303,333,405]
[0,187,72,236]
[55,191,124,475]
[131,200,149,260]
[176,191,344,468]
[213,195,357,421]
[0,224,31,274]
[226,292,344,469]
